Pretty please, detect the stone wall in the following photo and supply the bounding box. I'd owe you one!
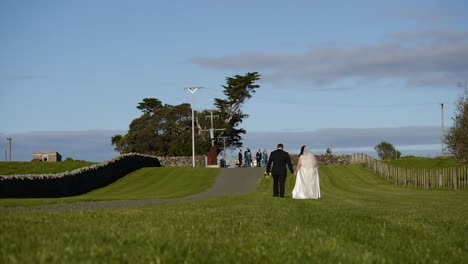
[0,153,161,198]
[157,155,206,167]
[156,154,350,167]
[291,154,350,166]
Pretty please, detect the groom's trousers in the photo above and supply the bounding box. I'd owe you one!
[272,173,287,197]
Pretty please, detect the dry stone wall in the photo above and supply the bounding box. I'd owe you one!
[0,153,161,198]
[291,154,350,166]
[157,154,351,167]
[157,156,206,167]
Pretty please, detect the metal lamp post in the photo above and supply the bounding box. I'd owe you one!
[6,137,12,161]
[441,103,444,157]
[185,87,202,167]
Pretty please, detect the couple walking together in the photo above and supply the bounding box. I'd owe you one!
[266,144,321,199]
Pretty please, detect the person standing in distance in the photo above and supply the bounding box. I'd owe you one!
[262,149,268,167]
[256,149,262,167]
[266,143,294,197]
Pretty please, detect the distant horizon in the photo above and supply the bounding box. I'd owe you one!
[0,144,443,163]
[0,126,445,162]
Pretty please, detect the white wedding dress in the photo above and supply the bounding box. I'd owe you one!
[292,147,321,199]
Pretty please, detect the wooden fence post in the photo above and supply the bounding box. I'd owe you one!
[350,153,467,190]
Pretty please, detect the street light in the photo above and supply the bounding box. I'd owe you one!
[440,103,444,157]
[185,87,202,167]
[6,137,12,161]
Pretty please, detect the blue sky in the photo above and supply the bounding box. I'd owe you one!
[1,0,467,161]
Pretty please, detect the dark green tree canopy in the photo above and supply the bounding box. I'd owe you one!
[445,95,468,163]
[137,98,162,114]
[112,102,198,156]
[375,141,401,160]
[112,72,261,156]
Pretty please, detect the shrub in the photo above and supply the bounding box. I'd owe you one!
[445,96,468,163]
[375,141,401,160]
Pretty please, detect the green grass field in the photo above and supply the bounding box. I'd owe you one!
[384,156,463,168]
[82,167,219,200]
[1,165,467,263]
[0,160,95,175]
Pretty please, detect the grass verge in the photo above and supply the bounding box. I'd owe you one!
[0,161,95,175]
[384,156,463,168]
[1,165,467,263]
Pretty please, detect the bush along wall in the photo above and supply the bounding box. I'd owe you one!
[0,153,161,198]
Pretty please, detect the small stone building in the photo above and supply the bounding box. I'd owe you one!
[32,152,62,162]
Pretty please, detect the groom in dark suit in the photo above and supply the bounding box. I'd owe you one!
[266,143,294,197]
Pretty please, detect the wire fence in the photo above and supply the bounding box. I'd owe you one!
[350,153,468,190]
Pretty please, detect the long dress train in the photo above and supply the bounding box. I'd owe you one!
[292,148,321,199]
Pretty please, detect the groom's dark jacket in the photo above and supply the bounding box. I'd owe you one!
[266,149,294,176]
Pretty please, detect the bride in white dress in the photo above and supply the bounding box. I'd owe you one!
[292,146,321,199]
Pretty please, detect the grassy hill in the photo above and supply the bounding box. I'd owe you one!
[0,167,219,207]
[1,165,467,262]
[383,156,463,168]
[82,167,219,200]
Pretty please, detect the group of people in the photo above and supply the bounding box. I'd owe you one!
[238,148,268,168]
[266,144,321,200]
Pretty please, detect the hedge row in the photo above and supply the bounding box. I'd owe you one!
[0,153,161,198]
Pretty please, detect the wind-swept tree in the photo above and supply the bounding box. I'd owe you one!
[213,72,261,150]
[445,95,468,163]
[111,72,261,156]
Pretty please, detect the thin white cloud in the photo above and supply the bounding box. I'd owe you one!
[390,31,468,45]
[395,7,464,26]
[190,31,468,89]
